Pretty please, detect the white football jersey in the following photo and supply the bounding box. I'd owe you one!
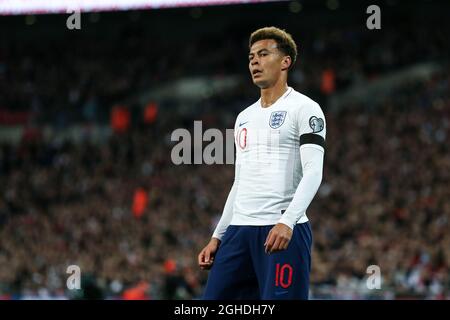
[230,87,326,226]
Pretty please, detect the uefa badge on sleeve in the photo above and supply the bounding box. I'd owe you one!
[309,116,324,133]
[269,111,287,129]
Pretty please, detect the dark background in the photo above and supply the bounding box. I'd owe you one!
[0,0,449,299]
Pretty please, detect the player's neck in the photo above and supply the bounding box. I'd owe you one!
[260,81,289,108]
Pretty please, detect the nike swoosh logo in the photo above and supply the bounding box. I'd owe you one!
[274,291,289,296]
[239,121,249,127]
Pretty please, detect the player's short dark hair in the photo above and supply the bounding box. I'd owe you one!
[249,26,298,70]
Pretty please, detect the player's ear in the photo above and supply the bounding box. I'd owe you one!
[281,56,291,71]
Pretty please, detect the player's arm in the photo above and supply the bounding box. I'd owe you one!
[198,181,237,270]
[198,117,240,269]
[212,181,237,241]
[265,102,326,254]
[278,145,324,229]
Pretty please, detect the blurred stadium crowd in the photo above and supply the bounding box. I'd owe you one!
[0,2,449,299]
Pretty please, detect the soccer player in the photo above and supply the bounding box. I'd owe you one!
[198,27,326,300]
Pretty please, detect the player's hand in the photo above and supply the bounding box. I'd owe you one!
[264,223,293,254]
[198,237,221,270]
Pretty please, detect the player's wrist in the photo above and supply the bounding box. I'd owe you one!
[278,217,295,231]
[211,237,221,246]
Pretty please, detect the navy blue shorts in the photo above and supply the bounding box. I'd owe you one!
[202,222,312,300]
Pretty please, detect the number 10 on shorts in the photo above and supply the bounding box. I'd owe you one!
[274,263,293,288]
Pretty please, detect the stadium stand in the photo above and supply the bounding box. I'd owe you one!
[0,1,449,299]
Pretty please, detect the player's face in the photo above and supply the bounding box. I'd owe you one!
[249,39,285,89]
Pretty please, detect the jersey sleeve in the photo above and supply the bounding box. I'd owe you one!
[296,100,326,152]
[211,114,241,240]
[277,100,326,229]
